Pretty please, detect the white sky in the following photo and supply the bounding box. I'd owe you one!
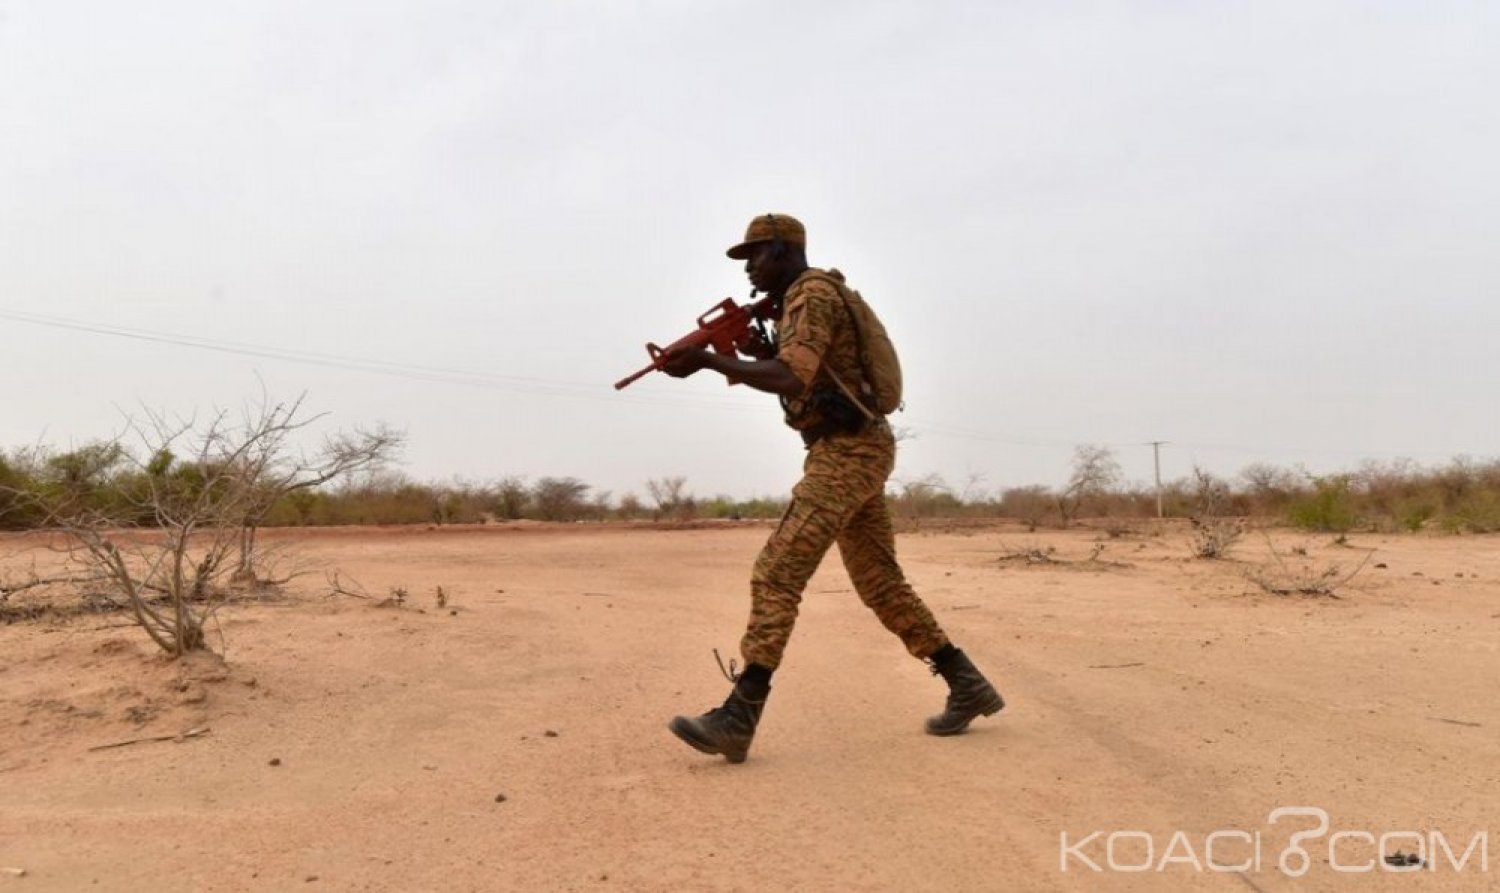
[2,1,1496,503]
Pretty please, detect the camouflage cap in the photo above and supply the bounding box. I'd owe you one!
[726,213,806,260]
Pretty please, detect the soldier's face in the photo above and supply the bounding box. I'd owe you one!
[744,242,784,293]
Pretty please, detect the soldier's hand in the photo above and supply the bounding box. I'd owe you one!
[736,330,775,360]
[661,347,710,378]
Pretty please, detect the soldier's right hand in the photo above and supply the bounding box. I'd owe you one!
[736,330,775,361]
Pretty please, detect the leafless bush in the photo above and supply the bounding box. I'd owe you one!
[325,570,371,600]
[646,476,695,521]
[996,541,1131,571]
[1191,517,1244,559]
[10,394,397,655]
[1188,466,1244,559]
[227,395,401,580]
[996,542,1058,566]
[1058,444,1121,526]
[1245,536,1372,598]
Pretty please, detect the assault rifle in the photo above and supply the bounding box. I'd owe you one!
[613,294,777,390]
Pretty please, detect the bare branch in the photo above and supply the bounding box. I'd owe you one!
[325,570,372,600]
[1246,533,1374,598]
[13,392,399,655]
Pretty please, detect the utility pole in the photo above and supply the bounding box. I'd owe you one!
[1147,441,1168,518]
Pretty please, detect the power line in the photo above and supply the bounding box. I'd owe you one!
[1,306,1481,463]
[0,307,600,393]
[0,306,758,413]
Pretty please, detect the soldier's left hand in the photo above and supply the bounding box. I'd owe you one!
[661,347,710,378]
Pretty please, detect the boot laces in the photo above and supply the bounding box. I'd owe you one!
[713,647,740,683]
[691,648,741,716]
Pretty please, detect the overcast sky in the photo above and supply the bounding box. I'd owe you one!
[2,1,1496,502]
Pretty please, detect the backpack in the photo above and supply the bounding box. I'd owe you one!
[803,268,904,415]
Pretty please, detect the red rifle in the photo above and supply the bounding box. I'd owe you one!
[614,294,778,390]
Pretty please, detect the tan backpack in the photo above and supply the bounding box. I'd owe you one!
[804,268,904,415]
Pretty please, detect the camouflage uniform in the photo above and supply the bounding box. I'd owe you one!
[741,269,950,669]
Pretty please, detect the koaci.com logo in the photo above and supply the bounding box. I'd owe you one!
[1061,807,1489,876]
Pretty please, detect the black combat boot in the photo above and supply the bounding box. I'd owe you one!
[926,647,1005,736]
[668,679,769,764]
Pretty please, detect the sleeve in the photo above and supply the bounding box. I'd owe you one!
[776,280,839,394]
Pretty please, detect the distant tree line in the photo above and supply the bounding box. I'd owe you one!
[892,447,1500,534]
[5,441,1500,534]
[0,447,786,529]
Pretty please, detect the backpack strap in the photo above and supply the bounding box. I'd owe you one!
[826,368,877,423]
[795,269,879,414]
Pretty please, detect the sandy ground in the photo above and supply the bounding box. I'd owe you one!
[2,522,1498,892]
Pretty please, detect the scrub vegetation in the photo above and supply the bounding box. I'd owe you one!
[6,441,1500,533]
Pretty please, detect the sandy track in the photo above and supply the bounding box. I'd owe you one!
[2,524,1497,891]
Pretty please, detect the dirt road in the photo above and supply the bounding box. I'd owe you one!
[2,524,1496,891]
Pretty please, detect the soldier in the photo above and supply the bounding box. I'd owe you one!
[660,213,1004,763]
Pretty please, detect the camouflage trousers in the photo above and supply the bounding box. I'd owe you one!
[741,423,950,670]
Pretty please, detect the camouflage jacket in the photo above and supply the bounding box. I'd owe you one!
[774,268,866,432]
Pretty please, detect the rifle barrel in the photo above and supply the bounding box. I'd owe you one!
[613,364,656,390]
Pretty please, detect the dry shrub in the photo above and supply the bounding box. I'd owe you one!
[1190,517,1244,558]
[996,541,1131,571]
[996,543,1058,566]
[1246,536,1372,598]
[998,485,1054,530]
[7,394,395,655]
[1188,467,1244,559]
